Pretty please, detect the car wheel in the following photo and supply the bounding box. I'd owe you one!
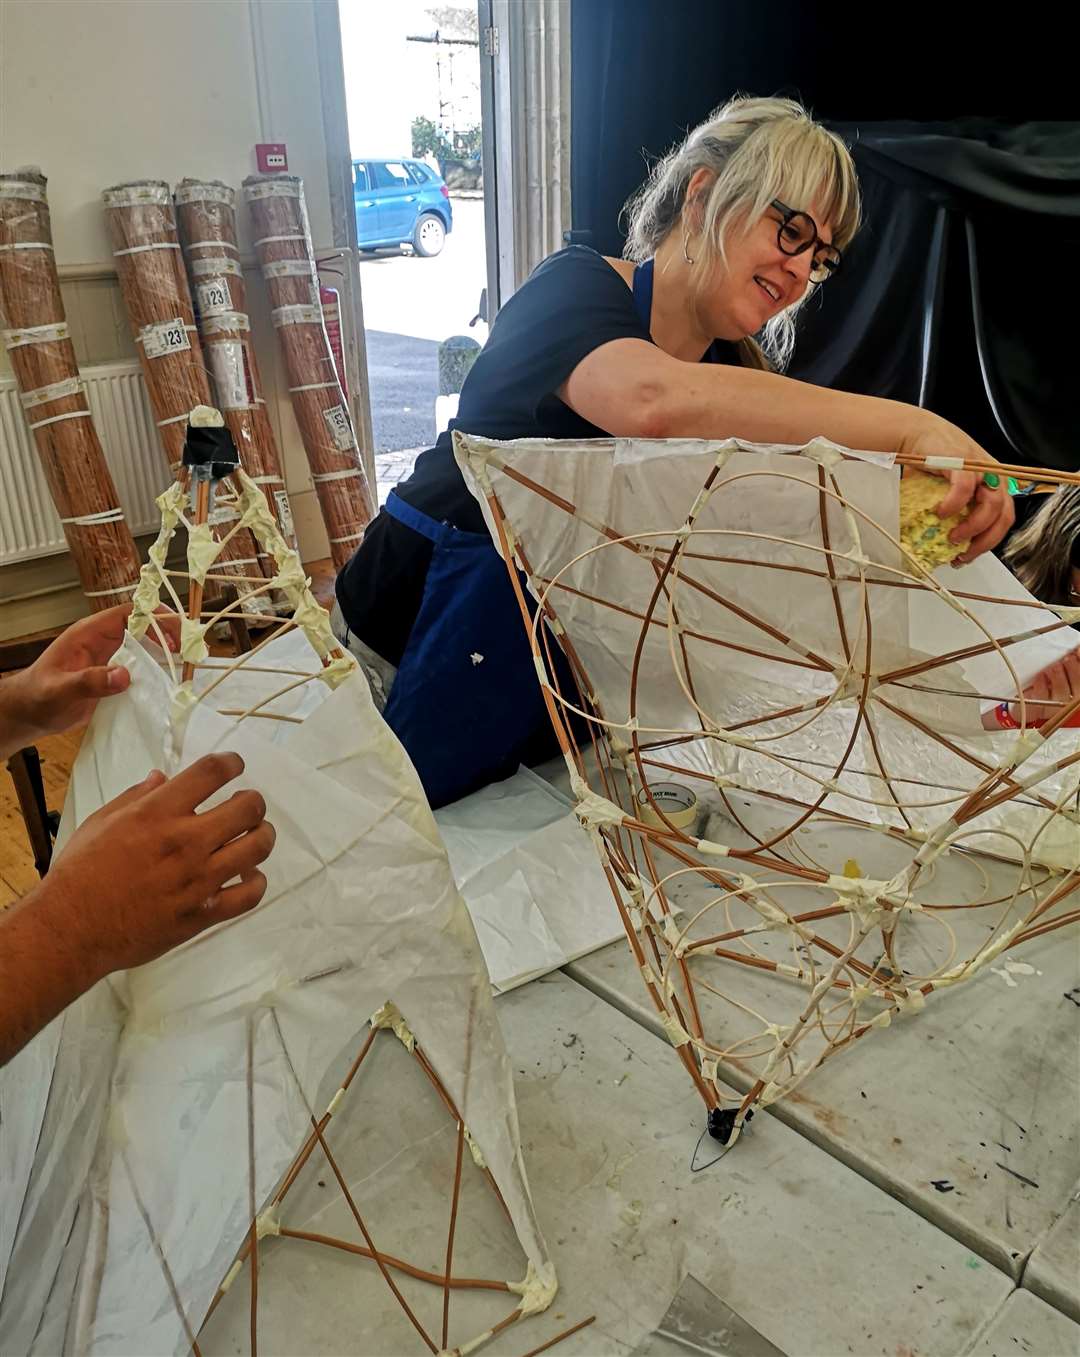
[412,212,446,258]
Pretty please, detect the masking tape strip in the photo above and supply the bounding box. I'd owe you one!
[328,532,364,544]
[174,182,235,207]
[289,381,338,393]
[312,468,361,483]
[62,508,126,526]
[184,237,240,253]
[263,258,317,278]
[20,375,84,408]
[255,234,308,247]
[190,256,243,278]
[202,312,251,335]
[272,303,322,327]
[922,455,965,470]
[113,242,181,257]
[0,241,53,253]
[219,1260,243,1295]
[250,474,284,484]
[0,180,47,201]
[4,321,70,349]
[246,180,303,201]
[28,409,91,431]
[104,184,170,208]
[83,582,138,598]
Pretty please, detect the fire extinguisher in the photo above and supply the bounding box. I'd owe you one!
[319,283,348,398]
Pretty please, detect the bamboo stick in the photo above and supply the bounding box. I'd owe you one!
[243,174,375,568]
[0,169,140,610]
[174,179,298,561]
[102,179,268,608]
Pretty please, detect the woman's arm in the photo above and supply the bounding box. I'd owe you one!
[559,338,1013,560]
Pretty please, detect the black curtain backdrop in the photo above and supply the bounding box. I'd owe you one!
[570,0,1079,469]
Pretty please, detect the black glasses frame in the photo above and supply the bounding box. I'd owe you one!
[770,199,842,283]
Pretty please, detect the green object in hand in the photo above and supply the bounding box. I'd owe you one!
[983,472,1020,494]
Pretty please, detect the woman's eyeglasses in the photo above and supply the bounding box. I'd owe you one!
[770,200,842,284]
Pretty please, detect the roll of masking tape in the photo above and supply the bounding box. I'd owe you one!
[637,781,698,830]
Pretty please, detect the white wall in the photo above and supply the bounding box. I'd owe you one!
[0,0,353,629]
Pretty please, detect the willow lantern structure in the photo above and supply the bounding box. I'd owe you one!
[458,431,1080,1146]
[0,410,566,1357]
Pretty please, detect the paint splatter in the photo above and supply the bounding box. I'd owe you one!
[991,959,1039,987]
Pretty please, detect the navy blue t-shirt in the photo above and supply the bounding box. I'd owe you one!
[336,246,739,663]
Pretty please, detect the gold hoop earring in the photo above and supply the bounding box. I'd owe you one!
[682,229,694,265]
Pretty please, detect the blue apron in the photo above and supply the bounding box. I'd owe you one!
[381,259,655,807]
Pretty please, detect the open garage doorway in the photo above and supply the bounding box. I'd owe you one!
[337,0,489,504]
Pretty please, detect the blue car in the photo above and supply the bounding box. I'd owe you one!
[352,157,453,257]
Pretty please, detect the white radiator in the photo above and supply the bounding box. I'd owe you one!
[0,361,167,565]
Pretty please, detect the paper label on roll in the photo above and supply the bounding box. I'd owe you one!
[206,338,253,409]
[273,489,295,539]
[322,404,355,452]
[196,276,233,316]
[142,317,191,359]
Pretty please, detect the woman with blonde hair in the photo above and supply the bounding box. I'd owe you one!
[333,95,1017,806]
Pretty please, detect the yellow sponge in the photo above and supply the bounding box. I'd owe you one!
[899,471,969,569]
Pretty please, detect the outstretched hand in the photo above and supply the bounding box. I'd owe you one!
[0,604,179,758]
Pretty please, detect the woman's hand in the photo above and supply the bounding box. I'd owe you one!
[897,419,1015,563]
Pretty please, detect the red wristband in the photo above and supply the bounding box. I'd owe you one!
[993,702,1045,730]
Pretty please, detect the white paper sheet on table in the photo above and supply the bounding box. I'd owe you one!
[436,766,623,992]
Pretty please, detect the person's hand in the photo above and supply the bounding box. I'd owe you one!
[982,647,1080,729]
[0,604,179,756]
[1010,648,1080,726]
[41,751,275,977]
[898,419,1015,563]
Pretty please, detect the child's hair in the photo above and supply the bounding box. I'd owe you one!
[1003,487,1080,604]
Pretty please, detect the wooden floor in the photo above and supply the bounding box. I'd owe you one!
[0,558,336,906]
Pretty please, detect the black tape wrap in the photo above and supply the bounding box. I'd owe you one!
[707,1106,753,1145]
[183,423,240,481]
